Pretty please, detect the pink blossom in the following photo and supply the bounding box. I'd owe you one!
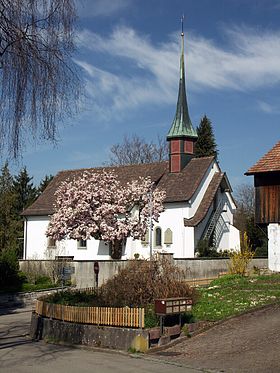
[46,170,165,244]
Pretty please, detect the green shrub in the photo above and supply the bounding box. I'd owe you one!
[144,305,159,328]
[196,239,220,257]
[47,289,101,306]
[0,248,20,288]
[255,244,268,257]
[35,275,52,285]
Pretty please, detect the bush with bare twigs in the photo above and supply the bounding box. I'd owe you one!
[98,255,197,308]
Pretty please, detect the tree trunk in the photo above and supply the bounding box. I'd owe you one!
[109,240,123,260]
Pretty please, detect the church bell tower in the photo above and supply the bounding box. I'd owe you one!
[167,18,198,173]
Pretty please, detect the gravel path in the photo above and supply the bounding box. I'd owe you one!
[152,304,280,373]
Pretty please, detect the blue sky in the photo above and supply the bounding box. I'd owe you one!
[7,0,280,190]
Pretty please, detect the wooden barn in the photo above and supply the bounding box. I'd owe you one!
[246,140,280,271]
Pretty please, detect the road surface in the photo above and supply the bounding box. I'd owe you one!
[0,308,201,373]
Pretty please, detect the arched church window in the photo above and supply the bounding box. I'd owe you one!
[155,227,162,247]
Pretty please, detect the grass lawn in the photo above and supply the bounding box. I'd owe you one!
[192,274,280,322]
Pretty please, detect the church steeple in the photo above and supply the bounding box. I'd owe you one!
[167,18,198,173]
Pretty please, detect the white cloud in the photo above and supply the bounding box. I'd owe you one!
[75,25,280,119]
[76,0,132,18]
[258,100,280,114]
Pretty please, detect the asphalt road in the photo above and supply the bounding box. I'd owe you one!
[0,309,202,373]
[3,305,280,373]
[153,304,280,373]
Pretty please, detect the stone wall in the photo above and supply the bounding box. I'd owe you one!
[174,257,268,279]
[20,257,268,289]
[30,312,149,351]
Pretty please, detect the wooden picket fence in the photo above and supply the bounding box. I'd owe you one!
[35,300,145,328]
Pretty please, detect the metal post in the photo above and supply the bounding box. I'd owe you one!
[160,315,164,336]
[61,267,64,291]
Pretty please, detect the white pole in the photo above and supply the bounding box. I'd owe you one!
[149,191,153,259]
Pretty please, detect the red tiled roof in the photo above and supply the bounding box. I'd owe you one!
[184,172,224,227]
[246,140,280,175]
[22,157,215,216]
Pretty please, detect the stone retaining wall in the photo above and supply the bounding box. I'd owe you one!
[19,257,268,288]
[30,312,150,352]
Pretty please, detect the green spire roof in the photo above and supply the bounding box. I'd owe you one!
[167,30,197,139]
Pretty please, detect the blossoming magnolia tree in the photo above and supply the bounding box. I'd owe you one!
[46,170,166,259]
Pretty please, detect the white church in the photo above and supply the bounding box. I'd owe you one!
[22,30,240,261]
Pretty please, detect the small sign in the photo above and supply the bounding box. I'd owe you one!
[62,266,75,279]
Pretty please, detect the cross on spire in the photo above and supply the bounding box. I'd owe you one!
[181,14,184,35]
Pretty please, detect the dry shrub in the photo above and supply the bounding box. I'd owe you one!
[99,255,197,308]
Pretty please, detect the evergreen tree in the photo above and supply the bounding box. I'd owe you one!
[0,163,20,251]
[195,115,218,158]
[13,167,37,214]
[37,174,54,195]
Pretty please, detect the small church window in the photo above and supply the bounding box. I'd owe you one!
[164,228,173,245]
[47,237,56,248]
[155,227,162,247]
[77,239,87,249]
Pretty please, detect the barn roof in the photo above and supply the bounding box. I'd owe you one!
[245,140,280,175]
[22,156,216,216]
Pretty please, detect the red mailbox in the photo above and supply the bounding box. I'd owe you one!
[94,261,99,275]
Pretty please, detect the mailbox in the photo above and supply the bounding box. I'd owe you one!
[155,297,192,315]
[94,261,99,275]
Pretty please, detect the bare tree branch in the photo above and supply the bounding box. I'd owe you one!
[0,0,81,158]
[108,134,169,166]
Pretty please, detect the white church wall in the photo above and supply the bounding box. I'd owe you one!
[24,216,113,261]
[268,223,280,272]
[156,202,189,257]
[24,182,239,261]
[218,224,240,251]
[109,202,193,259]
[24,216,50,259]
[24,201,195,260]
[218,191,240,251]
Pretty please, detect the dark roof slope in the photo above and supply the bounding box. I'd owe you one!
[184,172,224,227]
[246,140,280,175]
[22,157,215,216]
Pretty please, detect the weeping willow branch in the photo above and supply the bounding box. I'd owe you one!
[0,0,81,158]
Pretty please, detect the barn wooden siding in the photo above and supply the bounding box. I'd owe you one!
[255,173,280,224]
